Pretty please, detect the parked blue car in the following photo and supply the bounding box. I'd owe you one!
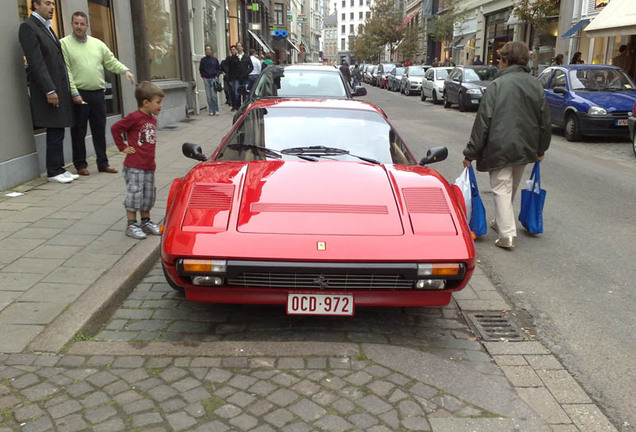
[537,65,636,141]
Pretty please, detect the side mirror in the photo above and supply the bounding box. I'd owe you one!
[419,146,448,166]
[352,86,367,97]
[182,142,208,161]
[553,86,568,95]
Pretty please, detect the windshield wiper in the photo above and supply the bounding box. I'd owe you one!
[282,145,349,155]
[227,144,282,159]
[282,146,380,164]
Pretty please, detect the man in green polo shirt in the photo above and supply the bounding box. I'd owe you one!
[61,11,135,176]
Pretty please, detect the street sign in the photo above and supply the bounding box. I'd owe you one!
[297,14,307,22]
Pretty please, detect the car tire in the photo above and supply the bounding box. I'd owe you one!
[405,87,410,96]
[564,113,581,142]
[421,90,426,101]
[632,131,636,157]
[432,90,439,104]
[443,92,451,108]
[458,92,466,112]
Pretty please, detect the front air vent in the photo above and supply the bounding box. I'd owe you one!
[188,184,234,210]
[402,188,449,214]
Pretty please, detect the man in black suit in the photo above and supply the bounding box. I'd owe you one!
[19,0,76,183]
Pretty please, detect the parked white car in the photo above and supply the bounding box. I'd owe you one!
[400,65,429,96]
[421,67,453,104]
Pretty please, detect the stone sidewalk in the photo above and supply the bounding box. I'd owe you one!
[0,106,619,431]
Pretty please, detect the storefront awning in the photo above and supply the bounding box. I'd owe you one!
[248,30,272,53]
[455,32,475,49]
[398,12,418,30]
[562,19,590,38]
[585,0,636,37]
[287,39,301,52]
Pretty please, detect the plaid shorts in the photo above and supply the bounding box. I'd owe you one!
[122,166,156,212]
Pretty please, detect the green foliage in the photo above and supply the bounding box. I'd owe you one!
[429,0,466,44]
[513,0,560,32]
[350,0,407,60]
[400,27,420,60]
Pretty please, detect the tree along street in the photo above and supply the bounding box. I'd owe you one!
[366,85,636,431]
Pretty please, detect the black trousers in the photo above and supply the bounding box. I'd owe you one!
[46,127,66,177]
[71,89,109,170]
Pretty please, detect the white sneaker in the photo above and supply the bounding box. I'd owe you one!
[63,171,79,180]
[48,173,73,183]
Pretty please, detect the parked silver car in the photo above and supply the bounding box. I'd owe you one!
[400,65,429,96]
[421,67,453,104]
[387,67,405,92]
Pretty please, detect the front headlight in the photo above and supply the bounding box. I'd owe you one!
[588,106,607,116]
[466,88,482,95]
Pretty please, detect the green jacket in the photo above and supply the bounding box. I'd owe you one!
[463,65,551,172]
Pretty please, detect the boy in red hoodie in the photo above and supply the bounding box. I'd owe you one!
[111,81,165,239]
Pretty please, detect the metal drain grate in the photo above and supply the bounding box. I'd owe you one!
[464,311,526,341]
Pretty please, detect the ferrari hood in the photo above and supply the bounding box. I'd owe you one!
[237,162,404,235]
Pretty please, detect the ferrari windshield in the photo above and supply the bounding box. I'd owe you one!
[252,68,348,98]
[568,68,636,91]
[217,106,414,164]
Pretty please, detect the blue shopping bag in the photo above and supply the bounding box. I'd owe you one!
[519,162,546,234]
[468,165,488,237]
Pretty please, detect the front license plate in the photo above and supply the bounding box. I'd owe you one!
[287,293,354,316]
[615,119,628,126]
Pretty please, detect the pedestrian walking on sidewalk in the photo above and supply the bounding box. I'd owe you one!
[227,42,253,111]
[462,41,551,249]
[110,81,165,240]
[18,0,77,184]
[199,44,221,116]
[61,10,135,176]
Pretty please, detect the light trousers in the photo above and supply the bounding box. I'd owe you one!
[489,165,526,238]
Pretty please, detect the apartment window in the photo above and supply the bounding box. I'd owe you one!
[350,0,354,6]
[341,25,345,33]
[342,1,345,7]
[274,3,284,25]
[350,24,354,32]
[359,0,363,4]
[342,13,345,20]
[350,12,354,19]
[366,11,370,19]
[341,38,345,50]
[359,11,363,19]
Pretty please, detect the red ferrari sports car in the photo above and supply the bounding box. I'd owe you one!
[161,98,475,316]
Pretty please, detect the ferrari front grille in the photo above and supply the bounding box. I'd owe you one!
[226,272,414,290]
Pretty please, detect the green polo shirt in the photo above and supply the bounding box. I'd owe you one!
[60,34,128,95]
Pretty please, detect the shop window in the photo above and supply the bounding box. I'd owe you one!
[204,2,219,55]
[144,0,181,80]
[18,0,62,35]
[87,0,121,115]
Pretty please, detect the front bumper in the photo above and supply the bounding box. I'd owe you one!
[576,113,631,137]
[163,259,474,308]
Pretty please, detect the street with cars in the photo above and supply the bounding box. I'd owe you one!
[1,66,635,431]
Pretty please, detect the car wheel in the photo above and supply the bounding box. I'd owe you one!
[632,131,636,157]
[405,87,410,96]
[443,92,451,108]
[564,113,581,142]
[421,90,426,101]
[458,92,466,112]
[432,90,439,104]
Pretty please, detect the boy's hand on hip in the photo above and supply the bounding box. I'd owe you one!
[122,146,136,154]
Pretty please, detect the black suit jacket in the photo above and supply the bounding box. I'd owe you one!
[19,15,73,128]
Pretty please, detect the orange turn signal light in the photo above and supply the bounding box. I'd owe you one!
[431,263,462,277]
[182,259,214,273]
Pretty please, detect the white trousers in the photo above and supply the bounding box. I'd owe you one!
[489,165,526,238]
